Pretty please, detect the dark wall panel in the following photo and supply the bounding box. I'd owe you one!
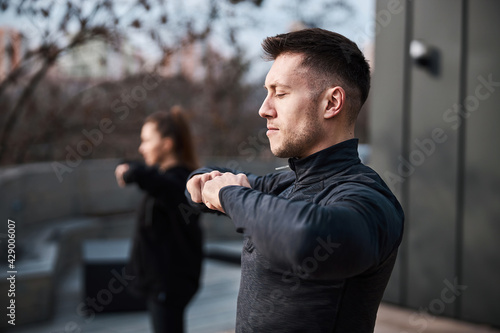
[369,0,410,304]
[462,0,500,326]
[406,0,463,317]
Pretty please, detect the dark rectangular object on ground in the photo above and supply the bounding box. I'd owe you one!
[82,239,146,313]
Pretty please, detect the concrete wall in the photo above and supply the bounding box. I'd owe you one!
[0,159,143,328]
[0,159,142,229]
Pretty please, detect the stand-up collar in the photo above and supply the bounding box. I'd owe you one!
[287,139,361,184]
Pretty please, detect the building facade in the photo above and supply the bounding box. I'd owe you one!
[370,0,500,327]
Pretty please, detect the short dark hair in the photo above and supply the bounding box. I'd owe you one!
[262,28,370,123]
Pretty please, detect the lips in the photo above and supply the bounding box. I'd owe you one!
[266,126,279,136]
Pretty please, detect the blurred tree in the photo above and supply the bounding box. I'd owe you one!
[0,0,263,164]
[0,0,360,166]
[1,47,264,165]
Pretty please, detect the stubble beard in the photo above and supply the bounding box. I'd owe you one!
[271,107,321,159]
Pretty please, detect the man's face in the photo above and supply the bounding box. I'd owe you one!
[259,53,324,159]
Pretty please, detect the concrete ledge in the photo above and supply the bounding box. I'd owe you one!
[0,244,57,328]
[0,213,136,329]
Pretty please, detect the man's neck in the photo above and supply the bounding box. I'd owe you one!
[300,130,355,159]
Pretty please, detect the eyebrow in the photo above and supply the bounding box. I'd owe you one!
[263,81,292,90]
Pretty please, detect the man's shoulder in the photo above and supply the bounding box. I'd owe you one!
[322,164,398,204]
[323,162,382,186]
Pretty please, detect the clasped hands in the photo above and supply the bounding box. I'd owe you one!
[186,171,251,213]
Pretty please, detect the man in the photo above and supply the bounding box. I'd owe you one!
[186,28,404,332]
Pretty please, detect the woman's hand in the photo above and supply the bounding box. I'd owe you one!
[115,163,130,188]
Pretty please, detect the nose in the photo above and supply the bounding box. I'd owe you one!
[138,143,145,156]
[258,94,276,119]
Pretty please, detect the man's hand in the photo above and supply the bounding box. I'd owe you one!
[186,170,224,203]
[187,171,251,213]
[115,163,130,187]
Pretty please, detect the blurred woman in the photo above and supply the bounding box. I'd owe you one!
[115,106,203,333]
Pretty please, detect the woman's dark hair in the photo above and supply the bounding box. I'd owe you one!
[145,106,199,171]
[262,28,371,124]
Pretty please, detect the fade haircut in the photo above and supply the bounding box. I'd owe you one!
[262,28,370,124]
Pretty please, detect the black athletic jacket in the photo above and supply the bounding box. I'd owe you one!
[124,163,203,303]
[187,139,404,332]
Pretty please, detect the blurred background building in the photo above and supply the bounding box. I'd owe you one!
[0,28,22,81]
[56,39,145,80]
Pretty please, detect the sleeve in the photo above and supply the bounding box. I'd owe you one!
[183,166,294,214]
[123,162,184,202]
[183,166,240,214]
[219,184,404,280]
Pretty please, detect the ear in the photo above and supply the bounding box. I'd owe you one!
[161,137,175,152]
[324,86,345,119]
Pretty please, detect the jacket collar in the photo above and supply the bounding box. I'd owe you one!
[287,139,361,184]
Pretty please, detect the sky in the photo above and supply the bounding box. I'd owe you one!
[210,0,376,80]
[0,0,376,82]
